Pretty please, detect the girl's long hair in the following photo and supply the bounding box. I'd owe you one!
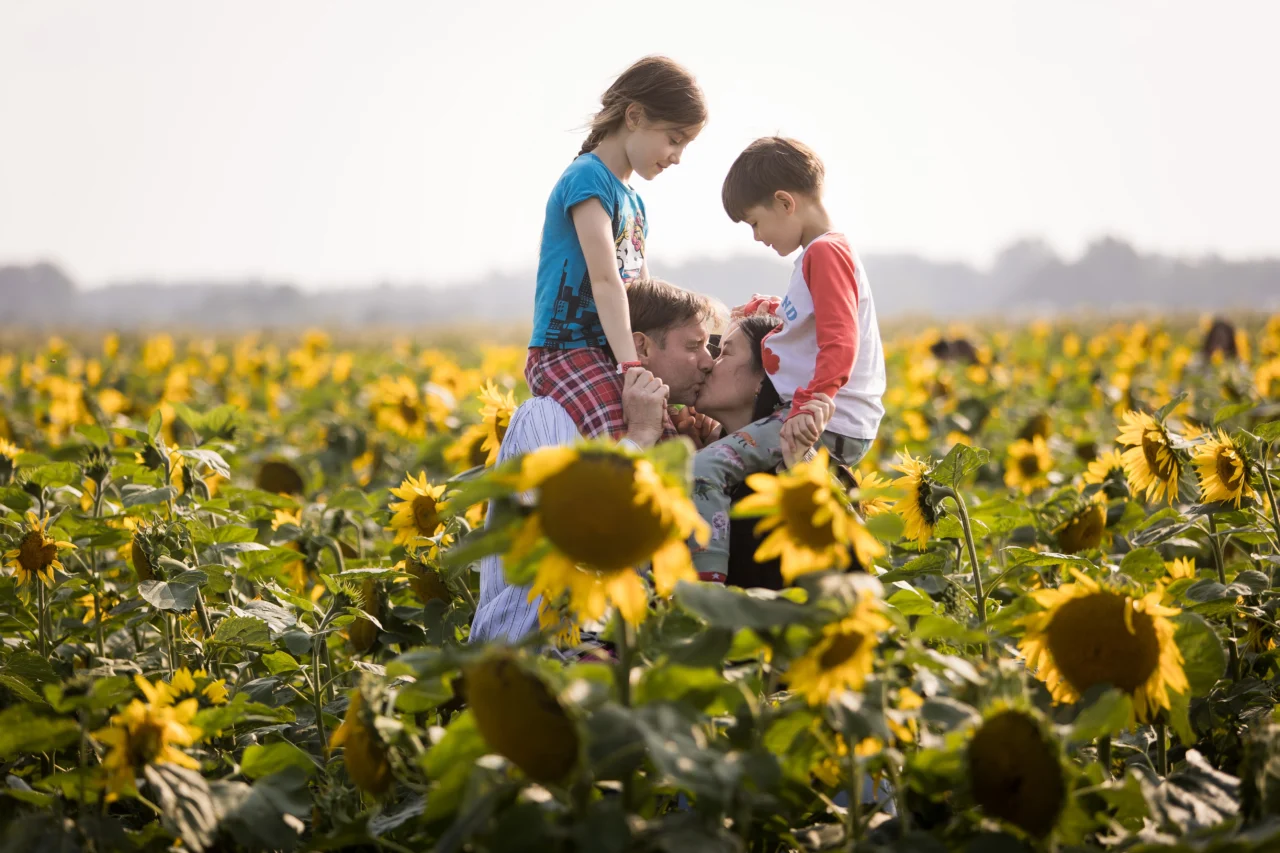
[579,56,706,157]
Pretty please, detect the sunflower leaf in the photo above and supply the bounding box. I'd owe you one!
[1154,393,1189,424]
[879,550,949,584]
[137,580,198,612]
[1070,687,1133,741]
[933,444,990,488]
[1213,402,1256,426]
[1254,420,1280,443]
[673,581,817,631]
[1174,613,1226,697]
[0,705,80,758]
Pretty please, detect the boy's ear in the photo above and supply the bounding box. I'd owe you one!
[633,331,653,361]
[774,190,796,214]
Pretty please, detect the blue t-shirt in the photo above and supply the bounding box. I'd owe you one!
[530,153,648,349]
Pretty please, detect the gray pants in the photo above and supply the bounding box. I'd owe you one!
[689,411,872,581]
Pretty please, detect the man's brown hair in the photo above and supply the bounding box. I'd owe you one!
[627,278,716,345]
[721,136,825,223]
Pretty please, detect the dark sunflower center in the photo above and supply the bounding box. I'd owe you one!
[1017,453,1043,477]
[818,630,867,669]
[1141,430,1177,481]
[495,418,510,445]
[468,434,488,468]
[779,481,837,549]
[18,532,56,574]
[539,455,668,572]
[1059,506,1105,554]
[1044,591,1160,694]
[1216,450,1244,491]
[915,477,938,526]
[129,717,167,766]
[968,710,1065,838]
[399,400,420,426]
[412,495,440,534]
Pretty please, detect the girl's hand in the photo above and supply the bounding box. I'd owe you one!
[780,413,818,468]
[621,368,669,448]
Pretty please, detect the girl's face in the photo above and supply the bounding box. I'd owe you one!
[625,113,699,181]
[694,323,763,419]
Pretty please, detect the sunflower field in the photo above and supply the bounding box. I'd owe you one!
[3,316,1280,852]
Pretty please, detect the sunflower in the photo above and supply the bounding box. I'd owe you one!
[4,512,75,586]
[1165,557,1197,580]
[0,438,19,484]
[891,452,939,549]
[398,557,451,604]
[1004,436,1053,494]
[478,381,517,465]
[1117,410,1181,505]
[464,650,580,784]
[329,688,393,796]
[386,472,448,550]
[537,597,582,649]
[852,469,893,518]
[787,591,892,706]
[91,675,202,798]
[256,459,305,496]
[1054,495,1107,554]
[1082,448,1125,487]
[967,707,1065,839]
[348,577,380,654]
[1192,430,1254,507]
[508,445,706,626]
[1019,570,1188,722]
[164,667,229,708]
[445,424,491,471]
[737,449,884,584]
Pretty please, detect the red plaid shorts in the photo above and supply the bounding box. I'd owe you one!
[525,347,676,441]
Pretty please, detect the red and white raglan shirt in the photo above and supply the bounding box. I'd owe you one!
[746,232,886,439]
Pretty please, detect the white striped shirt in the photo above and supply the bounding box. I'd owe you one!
[470,396,656,645]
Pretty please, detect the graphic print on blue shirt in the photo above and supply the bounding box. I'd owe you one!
[530,153,647,349]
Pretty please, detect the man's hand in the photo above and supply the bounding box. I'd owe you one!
[621,368,669,448]
[670,406,722,449]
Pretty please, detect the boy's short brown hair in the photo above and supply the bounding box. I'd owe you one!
[721,137,825,223]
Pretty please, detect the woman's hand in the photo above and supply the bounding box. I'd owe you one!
[670,406,721,449]
[621,368,668,448]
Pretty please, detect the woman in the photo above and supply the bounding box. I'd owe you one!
[683,314,808,589]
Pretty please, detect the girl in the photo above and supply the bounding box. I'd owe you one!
[526,56,706,439]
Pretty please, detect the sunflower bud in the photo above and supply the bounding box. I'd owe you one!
[348,577,380,654]
[329,690,392,795]
[967,708,1065,838]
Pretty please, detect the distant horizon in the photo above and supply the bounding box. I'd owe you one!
[11,231,1279,294]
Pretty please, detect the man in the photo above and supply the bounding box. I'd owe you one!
[469,279,718,645]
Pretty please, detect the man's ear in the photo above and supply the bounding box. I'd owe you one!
[634,331,653,362]
[774,190,796,215]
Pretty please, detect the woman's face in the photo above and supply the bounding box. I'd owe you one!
[694,323,763,418]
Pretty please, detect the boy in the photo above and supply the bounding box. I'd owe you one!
[691,136,886,583]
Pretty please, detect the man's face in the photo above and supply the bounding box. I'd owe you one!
[638,318,713,405]
[742,195,803,257]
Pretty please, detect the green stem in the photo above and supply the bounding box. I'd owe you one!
[1154,723,1167,776]
[846,750,862,850]
[36,580,48,658]
[949,489,988,661]
[1098,735,1112,780]
[1261,442,1280,543]
[311,643,328,751]
[164,612,177,678]
[1208,515,1242,680]
[886,756,910,835]
[91,481,106,660]
[615,613,634,708]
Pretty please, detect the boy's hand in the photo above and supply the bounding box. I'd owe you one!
[731,294,782,319]
[795,392,835,435]
[670,406,721,449]
[780,413,818,468]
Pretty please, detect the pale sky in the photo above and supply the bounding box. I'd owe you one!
[1,1,1276,289]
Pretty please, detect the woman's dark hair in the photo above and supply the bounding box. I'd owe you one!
[733,314,784,421]
[579,56,707,157]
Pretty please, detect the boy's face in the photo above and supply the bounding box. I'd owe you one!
[741,194,803,257]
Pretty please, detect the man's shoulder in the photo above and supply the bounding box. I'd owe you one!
[500,396,581,458]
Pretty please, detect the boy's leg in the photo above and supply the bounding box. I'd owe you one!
[526,347,628,440]
[819,433,874,468]
[689,412,787,583]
